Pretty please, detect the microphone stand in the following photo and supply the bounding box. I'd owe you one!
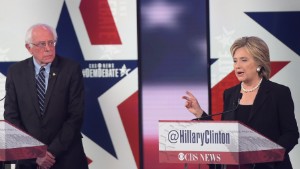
[0,95,5,101]
[193,93,243,120]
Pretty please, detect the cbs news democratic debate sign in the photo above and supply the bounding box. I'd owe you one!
[159,120,284,165]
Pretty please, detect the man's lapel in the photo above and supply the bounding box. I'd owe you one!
[44,56,59,113]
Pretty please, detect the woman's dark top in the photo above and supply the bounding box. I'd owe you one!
[235,104,252,125]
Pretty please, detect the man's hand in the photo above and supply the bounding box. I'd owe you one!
[36,151,56,169]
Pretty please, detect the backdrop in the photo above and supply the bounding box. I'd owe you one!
[0,0,299,169]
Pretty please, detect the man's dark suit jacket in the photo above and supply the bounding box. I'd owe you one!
[4,56,88,169]
[221,78,299,169]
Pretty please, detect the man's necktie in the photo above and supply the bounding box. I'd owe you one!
[36,66,46,115]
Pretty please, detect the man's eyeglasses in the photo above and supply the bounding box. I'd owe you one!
[31,40,57,48]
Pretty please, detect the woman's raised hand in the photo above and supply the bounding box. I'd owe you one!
[182,91,204,118]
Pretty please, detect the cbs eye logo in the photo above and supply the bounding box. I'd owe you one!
[178,153,185,161]
[178,152,199,161]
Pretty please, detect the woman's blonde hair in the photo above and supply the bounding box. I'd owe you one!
[230,36,271,79]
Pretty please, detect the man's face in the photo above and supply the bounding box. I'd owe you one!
[26,26,56,65]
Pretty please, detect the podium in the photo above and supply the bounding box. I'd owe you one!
[0,120,47,162]
[159,120,285,167]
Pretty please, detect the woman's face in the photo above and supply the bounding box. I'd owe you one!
[233,47,259,84]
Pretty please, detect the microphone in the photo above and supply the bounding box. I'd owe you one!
[193,93,243,120]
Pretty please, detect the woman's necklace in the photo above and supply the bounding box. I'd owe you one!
[241,78,263,93]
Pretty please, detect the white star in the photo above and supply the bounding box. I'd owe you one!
[119,64,131,77]
[0,47,9,59]
[215,27,235,49]
[141,0,184,30]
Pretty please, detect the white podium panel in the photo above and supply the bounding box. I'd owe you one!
[0,120,47,161]
[159,120,284,165]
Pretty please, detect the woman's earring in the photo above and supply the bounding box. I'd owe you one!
[256,67,261,72]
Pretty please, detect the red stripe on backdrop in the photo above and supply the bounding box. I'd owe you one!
[80,0,122,44]
[211,61,290,120]
[118,91,140,168]
[87,157,93,165]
